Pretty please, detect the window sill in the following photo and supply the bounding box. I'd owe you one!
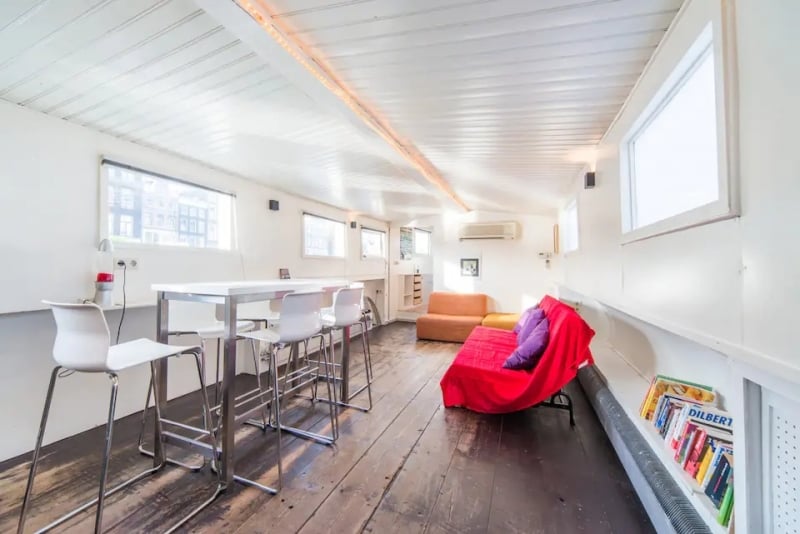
[621,200,739,245]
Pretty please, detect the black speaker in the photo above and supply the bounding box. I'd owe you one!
[350,221,357,229]
[584,172,596,189]
[268,199,279,211]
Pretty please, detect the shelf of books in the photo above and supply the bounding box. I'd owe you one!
[639,376,734,533]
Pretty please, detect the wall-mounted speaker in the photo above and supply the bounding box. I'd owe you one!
[268,199,279,211]
[584,172,596,189]
[350,221,357,229]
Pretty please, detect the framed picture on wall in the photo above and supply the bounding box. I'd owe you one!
[400,227,413,260]
[460,258,480,277]
[279,268,290,279]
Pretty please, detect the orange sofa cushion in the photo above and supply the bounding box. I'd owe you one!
[416,292,489,343]
[481,313,520,330]
[416,314,485,343]
[427,292,488,317]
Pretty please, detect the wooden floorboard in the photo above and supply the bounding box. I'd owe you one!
[0,323,654,534]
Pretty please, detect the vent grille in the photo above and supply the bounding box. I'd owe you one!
[458,221,519,240]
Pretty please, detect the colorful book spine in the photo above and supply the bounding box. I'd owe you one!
[718,484,734,526]
[695,443,714,484]
[685,429,708,476]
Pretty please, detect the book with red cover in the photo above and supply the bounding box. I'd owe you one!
[675,422,698,464]
[684,429,708,476]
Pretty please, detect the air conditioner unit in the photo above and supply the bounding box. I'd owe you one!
[458,221,519,240]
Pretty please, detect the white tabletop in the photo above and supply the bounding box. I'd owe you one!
[151,278,356,297]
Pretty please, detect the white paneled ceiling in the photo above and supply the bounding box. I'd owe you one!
[0,0,683,219]
[264,0,683,212]
[0,0,442,220]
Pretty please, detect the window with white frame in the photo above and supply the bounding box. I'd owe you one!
[622,25,733,238]
[303,213,345,258]
[561,199,579,253]
[360,227,386,258]
[414,228,431,255]
[102,160,235,250]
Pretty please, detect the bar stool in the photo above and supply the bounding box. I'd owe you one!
[18,302,219,534]
[137,310,265,469]
[240,291,338,450]
[321,287,374,413]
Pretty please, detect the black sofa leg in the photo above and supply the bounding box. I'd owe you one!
[539,390,575,427]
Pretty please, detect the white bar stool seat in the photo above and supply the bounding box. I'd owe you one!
[18,302,220,534]
[319,287,374,413]
[239,291,338,459]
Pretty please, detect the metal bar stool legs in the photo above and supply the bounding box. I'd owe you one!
[325,321,373,412]
[19,351,220,534]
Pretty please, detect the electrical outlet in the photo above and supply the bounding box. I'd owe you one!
[114,257,139,270]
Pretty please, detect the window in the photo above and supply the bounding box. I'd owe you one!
[561,199,579,253]
[119,215,134,237]
[622,25,733,239]
[361,227,386,258]
[102,160,235,249]
[414,229,431,255]
[303,213,345,258]
[120,188,135,210]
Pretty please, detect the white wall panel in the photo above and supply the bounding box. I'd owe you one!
[621,218,742,344]
[737,0,800,369]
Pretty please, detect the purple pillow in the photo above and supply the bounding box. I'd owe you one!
[512,307,534,334]
[516,307,545,344]
[503,317,550,370]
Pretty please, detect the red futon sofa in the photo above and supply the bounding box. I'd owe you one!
[439,295,595,414]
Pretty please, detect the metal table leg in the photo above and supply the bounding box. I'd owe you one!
[340,325,350,402]
[154,291,169,466]
[220,297,237,488]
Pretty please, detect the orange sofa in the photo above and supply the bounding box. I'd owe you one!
[416,292,489,343]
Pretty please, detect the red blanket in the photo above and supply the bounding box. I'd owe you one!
[439,296,595,414]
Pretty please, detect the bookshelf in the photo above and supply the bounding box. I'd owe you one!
[399,273,423,311]
[592,343,729,534]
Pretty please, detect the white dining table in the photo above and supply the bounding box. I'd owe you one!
[149,278,354,491]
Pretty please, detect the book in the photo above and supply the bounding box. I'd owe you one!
[695,443,714,484]
[710,463,732,508]
[705,453,732,507]
[675,423,698,464]
[683,405,733,433]
[718,483,734,526]
[684,428,708,476]
[639,376,657,417]
[640,375,716,421]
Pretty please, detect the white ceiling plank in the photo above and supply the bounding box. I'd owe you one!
[310,5,678,57]
[0,0,116,65]
[281,0,606,38]
[74,48,274,126]
[40,16,227,116]
[337,32,663,79]
[0,1,169,90]
[63,39,254,122]
[2,4,206,105]
[351,61,647,96]
[0,0,51,33]
[118,74,294,140]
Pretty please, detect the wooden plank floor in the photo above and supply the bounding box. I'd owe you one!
[0,323,654,534]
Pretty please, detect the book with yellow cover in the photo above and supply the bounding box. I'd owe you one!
[640,375,716,421]
[695,444,714,484]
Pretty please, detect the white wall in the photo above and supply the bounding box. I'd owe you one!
[394,211,562,313]
[561,0,800,530]
[563,0,800,383]
[0,100,389,461]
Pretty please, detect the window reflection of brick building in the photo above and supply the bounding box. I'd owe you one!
[107,166,218,248]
